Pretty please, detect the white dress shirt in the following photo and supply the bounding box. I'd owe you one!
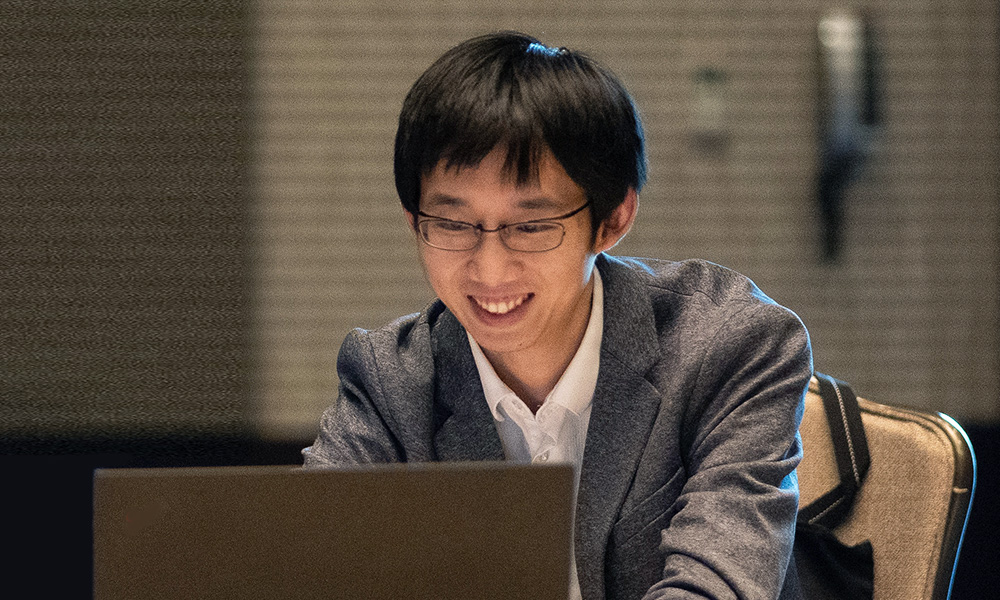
[467,268,603,600]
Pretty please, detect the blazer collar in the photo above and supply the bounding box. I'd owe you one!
[575,254,663,600]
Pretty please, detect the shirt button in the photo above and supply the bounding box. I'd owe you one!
[533,451,549,463]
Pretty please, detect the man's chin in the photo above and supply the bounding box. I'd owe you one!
[461,321,530,357]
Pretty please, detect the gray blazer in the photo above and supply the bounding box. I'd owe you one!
[304,255,812,600]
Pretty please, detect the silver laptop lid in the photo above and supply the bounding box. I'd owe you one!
[94,462,574,600]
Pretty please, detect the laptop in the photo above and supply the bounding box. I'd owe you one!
[93,462,574,600]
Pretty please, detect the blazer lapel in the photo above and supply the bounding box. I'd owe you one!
[576,255,663,600]
[430,309,505,462]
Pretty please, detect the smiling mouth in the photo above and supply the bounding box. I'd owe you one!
[472,294,531,315]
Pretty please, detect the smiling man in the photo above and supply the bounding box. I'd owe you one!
[304,32,812,600]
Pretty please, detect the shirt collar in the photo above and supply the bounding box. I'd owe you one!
[468,268,604,421]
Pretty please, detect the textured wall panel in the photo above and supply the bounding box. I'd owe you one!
[251,0,999,439]
[1,1,249,437]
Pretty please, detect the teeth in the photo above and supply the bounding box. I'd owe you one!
[477,295,527,315]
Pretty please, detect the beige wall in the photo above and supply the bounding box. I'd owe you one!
[252,0,999,438]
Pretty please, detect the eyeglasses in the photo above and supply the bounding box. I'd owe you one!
[416,202,590,252]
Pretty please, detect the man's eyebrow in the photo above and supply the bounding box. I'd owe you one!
[515,197,561,211]
[422,194,466,209]
[422,193,564,214]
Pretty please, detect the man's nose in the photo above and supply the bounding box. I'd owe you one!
[467,231,518,284]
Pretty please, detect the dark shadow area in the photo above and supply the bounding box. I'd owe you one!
[3,435,307,598]
[952,424,999,600]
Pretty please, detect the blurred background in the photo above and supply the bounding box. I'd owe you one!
[2,0,997,597]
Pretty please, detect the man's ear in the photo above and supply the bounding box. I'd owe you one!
[593,188,638,253]
[404,208,417,231]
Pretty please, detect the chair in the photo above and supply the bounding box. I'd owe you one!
[797,376,976,600]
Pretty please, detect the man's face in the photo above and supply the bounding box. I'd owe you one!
[411,149,614,365]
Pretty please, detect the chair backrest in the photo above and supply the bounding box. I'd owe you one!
[798,376,976,600]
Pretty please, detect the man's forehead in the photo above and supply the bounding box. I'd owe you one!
[419,144,585,216]
[421,190,563,212]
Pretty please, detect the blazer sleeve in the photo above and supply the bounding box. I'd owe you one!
[645,300,811,600]
[301,328,407,467]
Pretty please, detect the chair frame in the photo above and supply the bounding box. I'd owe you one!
[801,377,977,600]
[855,396,976,600]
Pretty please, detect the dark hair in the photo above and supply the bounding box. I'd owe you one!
[393,31,647,233]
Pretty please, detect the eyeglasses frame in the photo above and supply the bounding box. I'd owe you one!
[415,201,591,253]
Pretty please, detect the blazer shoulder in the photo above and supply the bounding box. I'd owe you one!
[336,300,453,405]
[606,256,779,310]
[325,300,451,464]
[345,299,446,361]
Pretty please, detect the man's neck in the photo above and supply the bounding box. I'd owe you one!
[485,352,573,414]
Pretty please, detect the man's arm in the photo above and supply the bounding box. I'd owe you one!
[647,301,811,600]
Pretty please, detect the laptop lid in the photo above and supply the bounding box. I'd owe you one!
[94,462,573,600]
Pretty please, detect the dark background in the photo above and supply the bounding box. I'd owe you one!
[1,2,996,598]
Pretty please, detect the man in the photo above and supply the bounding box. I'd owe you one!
[304,31,811,600]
